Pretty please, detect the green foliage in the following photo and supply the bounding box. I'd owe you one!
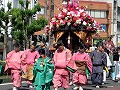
[26,0,30,9]
[0,2,12,60]
[3,13,9,25]
[11,30,25,45]
[0,2,12,28]
[0,8,4,20]
[33,4,41,13]
[7,2,12,10]
[0,2,12,29]
[19,0,24,7]
[28,17,48,35]
[10,8,24,30]
[25,9,33,16]
[10,0,48,48]
[0,7,5,12]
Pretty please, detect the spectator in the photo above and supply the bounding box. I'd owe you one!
[104,36,115,55]
[90,42,107,88]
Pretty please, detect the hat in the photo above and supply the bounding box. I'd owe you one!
[56,40,64,47]
[78,41,85,49]
[108,36,112,39]
[96,41,103,47]
[39,49,45,55]
[32,42,37,46]
[13,42,20,48]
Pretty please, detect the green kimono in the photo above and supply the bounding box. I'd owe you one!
[33,57,54,90]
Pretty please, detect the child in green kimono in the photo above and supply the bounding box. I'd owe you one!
[33,49,54,90]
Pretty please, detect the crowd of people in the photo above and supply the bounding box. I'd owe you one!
[4,36,120,90]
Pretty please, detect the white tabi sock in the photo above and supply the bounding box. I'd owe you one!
[13,87,17,90]
[103,70,106,82]
[54,88,58,90]
[73,85,79,90]
[79,86,83,90]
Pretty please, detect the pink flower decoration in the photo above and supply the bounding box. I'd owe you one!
[73,23,77,26]
[44,1,101,34]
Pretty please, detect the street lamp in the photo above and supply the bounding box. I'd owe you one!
[113,0,118,47]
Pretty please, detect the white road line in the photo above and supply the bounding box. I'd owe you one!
[0,81,26,86]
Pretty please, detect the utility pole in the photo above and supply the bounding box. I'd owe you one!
[116,0,118,47]
[113,0,118,47]
[114,0,118,47]
[44,0,47,18]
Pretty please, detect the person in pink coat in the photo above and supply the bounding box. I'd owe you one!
[4,42,23,90]
[72,44,92,90]
[22,43,40,88]
[53,41,72,90]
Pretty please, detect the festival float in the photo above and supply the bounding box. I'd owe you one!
[44,1,102,51]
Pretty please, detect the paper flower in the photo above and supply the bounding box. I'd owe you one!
[44,1,102,34]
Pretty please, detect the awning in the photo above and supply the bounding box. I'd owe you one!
[33,30,45,35]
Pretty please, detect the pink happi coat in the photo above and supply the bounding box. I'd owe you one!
[5,50,23,72]
[4,50,24,87]
[72,52,92,85]
[53,48,72,88]
[21,49,40,72]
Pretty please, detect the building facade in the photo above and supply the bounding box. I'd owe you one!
[78,1,112,46]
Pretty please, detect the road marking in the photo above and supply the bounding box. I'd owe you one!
[0,81,26,86]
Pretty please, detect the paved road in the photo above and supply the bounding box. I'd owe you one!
[0,79,120,90]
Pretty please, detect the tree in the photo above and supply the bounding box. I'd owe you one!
[28,17,48,34]
[10,8,25,49]
[11,0,48,49]
[0,2,12,60]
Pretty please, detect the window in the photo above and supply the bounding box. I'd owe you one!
[85,10,107,18]
[101,11,106,18]
[85,10,90,15]
[95,10,101,18]
[91,10,95,17]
